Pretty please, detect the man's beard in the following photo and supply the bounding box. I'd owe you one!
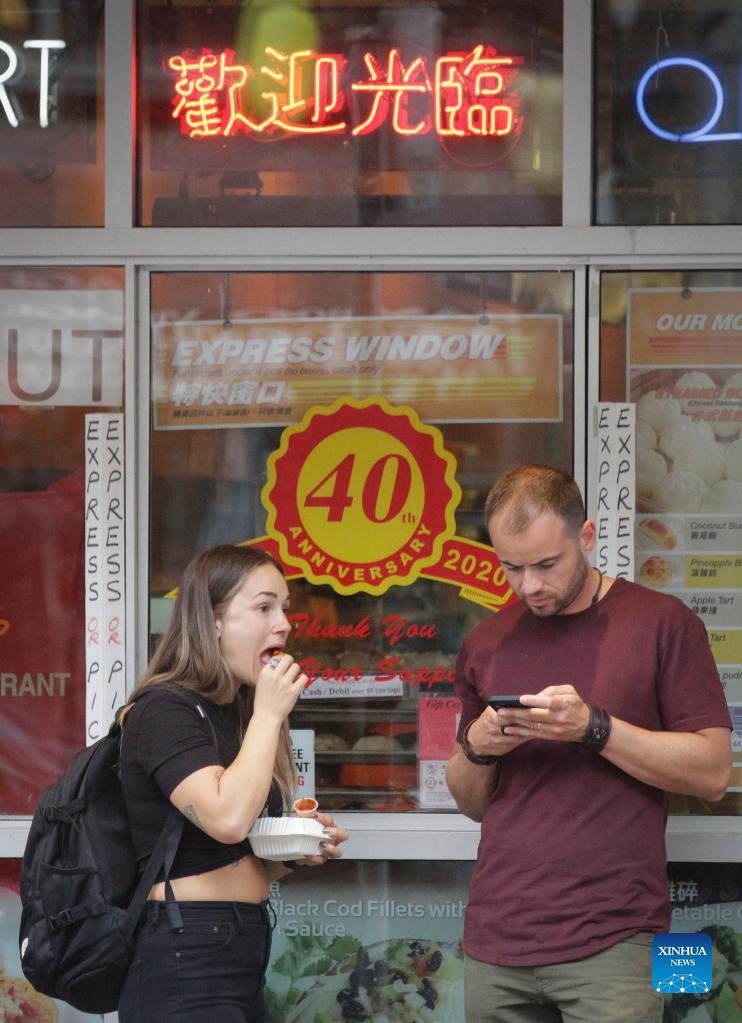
[526,558,591,617]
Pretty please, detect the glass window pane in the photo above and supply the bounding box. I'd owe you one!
[600,268,741,815]
[0,2,104,227]
[150,269,574,811]
[138,0,562,227]
[0,267,124,814]
[595,3,742,225]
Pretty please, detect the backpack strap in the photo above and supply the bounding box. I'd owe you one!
[123,692,219,937]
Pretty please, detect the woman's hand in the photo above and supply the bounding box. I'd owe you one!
[253,652,307,723]
[294,811,348,868]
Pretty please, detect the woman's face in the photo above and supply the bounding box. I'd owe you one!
[214,564,292,685]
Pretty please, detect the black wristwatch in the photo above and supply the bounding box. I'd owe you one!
[581,705,612,752]
[461,720,499,766]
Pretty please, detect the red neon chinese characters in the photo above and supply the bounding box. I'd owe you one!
[260,47,347,133]
[435,45,522,137]
[351,49,431,136]
[166,46,522,140]
[168,51,233,137]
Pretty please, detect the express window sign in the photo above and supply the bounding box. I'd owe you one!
[140,1,562,227]
[0,0,99,164]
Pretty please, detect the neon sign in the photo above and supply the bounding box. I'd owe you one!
[0,38,66,128]
[167,45,522,140]
[636,57,742,143]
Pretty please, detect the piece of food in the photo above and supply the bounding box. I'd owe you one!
[636,448,668,499]
[0,971,58,1023]
[674,371,718,415]
[652,470,708,512]
[636,419,658,451]
[286,938,464,1023]
[639,519,678,550]
[659,416,715,461]
[315,733,349,752]
[674,443,726,486]
[353,735,403,752]
[725,438,742,484]
[701,480,742,513]
[637,390,683,432]
[639,555,675,588]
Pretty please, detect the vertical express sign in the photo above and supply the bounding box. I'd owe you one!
[595,403,635,580]
[85,414,125,742]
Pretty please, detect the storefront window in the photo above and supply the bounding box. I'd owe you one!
[600,269,742,814]
[150,269,574,812]
[0,267,124,814]
[0,2,104,227]
[137,0,562,227]
[594,3,742,225]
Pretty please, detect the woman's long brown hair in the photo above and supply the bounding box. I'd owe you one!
[124,544,298,809]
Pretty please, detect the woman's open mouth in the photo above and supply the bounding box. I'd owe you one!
[260,646,284,665]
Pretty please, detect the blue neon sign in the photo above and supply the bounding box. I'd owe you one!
[635,56,742,143]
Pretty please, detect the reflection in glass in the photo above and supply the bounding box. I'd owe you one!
[0,2,104,226]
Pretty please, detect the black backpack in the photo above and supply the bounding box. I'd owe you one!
[17,691,212,1014]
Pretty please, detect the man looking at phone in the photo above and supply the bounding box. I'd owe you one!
[446,464,732,1023]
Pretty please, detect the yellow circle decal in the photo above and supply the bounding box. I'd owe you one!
[263,397,460,595]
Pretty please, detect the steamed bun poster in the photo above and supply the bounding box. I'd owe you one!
[628,288,742,790]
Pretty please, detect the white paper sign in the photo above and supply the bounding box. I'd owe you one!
[85,413,126,744]
[290,729,315,799]
[595,403,635,580]
[300,675,404,700]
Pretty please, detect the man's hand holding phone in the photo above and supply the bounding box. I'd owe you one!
[464,697,531,759]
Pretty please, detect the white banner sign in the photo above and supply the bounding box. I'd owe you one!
[85,414,126,743]
[595,403,635,580]
[290,729,315,800]
[0,289,123,406]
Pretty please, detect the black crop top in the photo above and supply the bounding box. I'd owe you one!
[120,685,284,881]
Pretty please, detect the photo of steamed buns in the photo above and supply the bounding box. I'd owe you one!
[658,416,715,461]
[715,371,742,438]
[673,370,717,414]
[651,470,708,513]
[635,368,742,513]
[701,479,742,513]
[636,448,668,498]
[725,438,742,483]
[636,420,658,451]
[636,390,682,432]
[673,443,725,486]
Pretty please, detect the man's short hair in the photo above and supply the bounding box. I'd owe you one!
[484,465,586,535]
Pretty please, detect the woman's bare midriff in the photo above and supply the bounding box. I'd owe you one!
[148,853,269,903]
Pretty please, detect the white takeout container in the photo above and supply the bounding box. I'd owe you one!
[247,816,325,861]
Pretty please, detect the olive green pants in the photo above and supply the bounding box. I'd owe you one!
[464,932,663,1023]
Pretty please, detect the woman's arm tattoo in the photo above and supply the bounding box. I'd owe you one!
[183,804,206,832]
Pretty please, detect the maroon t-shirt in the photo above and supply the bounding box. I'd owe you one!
[455,578,731,967]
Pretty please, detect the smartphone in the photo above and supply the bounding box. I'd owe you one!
[487,696,524,710]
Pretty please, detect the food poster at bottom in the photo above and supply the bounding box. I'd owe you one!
[665,863,742,1023]
[264,860,742,1023]
[264,860,471,1023]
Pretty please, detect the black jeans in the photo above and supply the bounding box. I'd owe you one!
[118,901,272,1023]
